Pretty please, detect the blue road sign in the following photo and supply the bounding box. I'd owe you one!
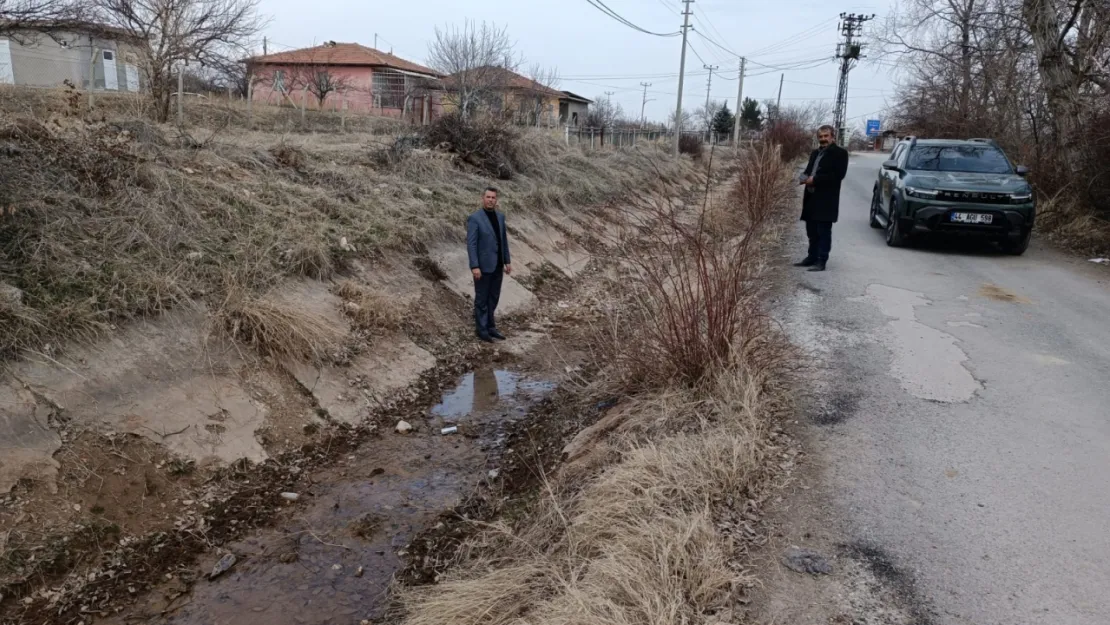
[866,119,881,137]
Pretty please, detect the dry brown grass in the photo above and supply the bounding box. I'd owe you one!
[214,283,343,362]
[399,368,786,625]
[396,152,796,625]
[333,280,402,334]
[0,92,692,361]
[1036,194,1110,257]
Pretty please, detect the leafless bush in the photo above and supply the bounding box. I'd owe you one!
[424,111,526,179]
[600,146,791,390]
[764,119,812,162]
[677,134,703,159]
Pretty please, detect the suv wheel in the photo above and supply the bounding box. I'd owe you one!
[1001,228,1032,256]
[869,187,883,229]
[886,199,909,247]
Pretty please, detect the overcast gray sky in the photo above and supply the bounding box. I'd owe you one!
[257,0,900,132]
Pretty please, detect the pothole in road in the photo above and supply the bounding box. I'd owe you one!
[851,284,981,403]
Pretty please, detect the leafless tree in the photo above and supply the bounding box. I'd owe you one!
[586,94,625,128]
[90,0,266,122]
[0,0,86,41]
[286,63,352,108]
[668,108,695,131]
[426,20,518,117]
[694,99,725,132]
[523,63,560,126]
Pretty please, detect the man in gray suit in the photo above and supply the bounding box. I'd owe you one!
[467,187,513,343]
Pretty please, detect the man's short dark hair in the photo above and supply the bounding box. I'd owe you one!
[484,186,499,195]
[818,125,835,134]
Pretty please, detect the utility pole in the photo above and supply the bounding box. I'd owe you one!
[776,73,784,114]
[731,57,745,148]
[673,0,694,155]
[374,33,378,49]
[702,64,719,117]
[703,63,718,140]
[833,12,875,145]
[640,82,653,128]
[262,37,267,55]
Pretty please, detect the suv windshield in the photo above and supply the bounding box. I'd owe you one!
[906,145,1012,174]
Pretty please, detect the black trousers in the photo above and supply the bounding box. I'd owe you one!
[805,220,833,263]
[473,265,504,336]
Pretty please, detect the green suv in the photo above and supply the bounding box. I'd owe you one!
[869,137,1035,255]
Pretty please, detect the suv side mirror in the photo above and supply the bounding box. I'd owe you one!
[1015,165,1029,177]
[882,159,900,171]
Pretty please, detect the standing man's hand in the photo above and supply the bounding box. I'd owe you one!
[472,268,481,280]
[805,176,815,186]
[505,264,512,276]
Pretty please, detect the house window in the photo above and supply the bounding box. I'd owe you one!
[571,112,579,126]
[102,50,113,61]
[372,69,405,109]
[273,69,285,92]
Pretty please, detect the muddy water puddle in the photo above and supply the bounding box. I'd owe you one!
[126,368,554,625]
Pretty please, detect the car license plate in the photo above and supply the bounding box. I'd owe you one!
[950,212,993,224]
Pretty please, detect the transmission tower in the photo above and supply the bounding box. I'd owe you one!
[832,12,874,145]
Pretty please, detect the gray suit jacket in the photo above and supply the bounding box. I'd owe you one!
[466,209,511,274]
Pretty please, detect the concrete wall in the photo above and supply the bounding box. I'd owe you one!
[561,101,589,127]
[0,30,144,92]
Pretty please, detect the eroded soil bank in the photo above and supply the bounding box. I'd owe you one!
[1,168,704,625]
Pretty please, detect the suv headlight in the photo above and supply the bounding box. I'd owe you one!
[905,186,938,199]
[1010,192,1033,204]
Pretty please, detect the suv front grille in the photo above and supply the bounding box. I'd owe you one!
[936,190,1012,204]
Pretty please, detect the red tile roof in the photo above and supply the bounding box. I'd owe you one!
[246,42,438,77]
[442,66,564,98]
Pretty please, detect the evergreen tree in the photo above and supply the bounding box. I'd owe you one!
[740,97,764,130]
[711,103,735,136]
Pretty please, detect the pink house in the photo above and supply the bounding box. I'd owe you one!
[245,42,443,124]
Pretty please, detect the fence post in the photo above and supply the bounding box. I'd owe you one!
[341,97,347,130]
[246,75,254,127]
[176,62,184,126]
[87,48,98,110]
[565,125,569,146]
[590,128,595,149]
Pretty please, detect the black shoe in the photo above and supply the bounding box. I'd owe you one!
[477,334,495,343]
[807,263,827,272]
[793,258,817,267]
[489,330,506,341]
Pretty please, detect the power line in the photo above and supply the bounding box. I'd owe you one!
[584,0,682,37]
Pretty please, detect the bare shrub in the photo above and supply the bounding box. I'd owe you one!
[271,141,306,169]
[764,119,811,162]
[677,134,703,159]
[425,111,526,179]
[599,147,792,389]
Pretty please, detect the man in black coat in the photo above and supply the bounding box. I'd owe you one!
[796,125,849,272]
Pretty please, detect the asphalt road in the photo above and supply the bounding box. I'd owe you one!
[784,152,1110,625]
